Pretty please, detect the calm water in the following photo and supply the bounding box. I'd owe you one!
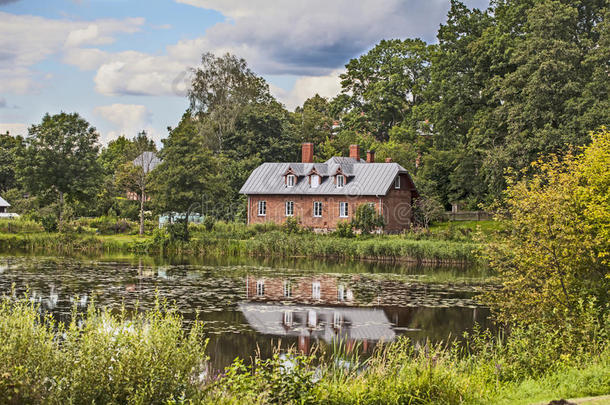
[0,254,495,370]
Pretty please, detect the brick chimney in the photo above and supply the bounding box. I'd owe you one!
[366,150,375,163]
[385,157,393,163]
[349,144,360,160]
[302,142,313,163]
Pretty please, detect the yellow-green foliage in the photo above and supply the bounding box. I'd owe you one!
[0,297,208,404]
[577,127,610,266]
[484,128,610,328]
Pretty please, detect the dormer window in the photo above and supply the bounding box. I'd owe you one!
[310,174,320,188]
[287,174,296,187]
[394,175,401,189]
[336,175,345,188]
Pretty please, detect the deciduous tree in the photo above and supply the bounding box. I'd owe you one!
[17,112,101,226]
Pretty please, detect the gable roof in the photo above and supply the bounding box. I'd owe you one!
[0,196,10,207]
[239,302,396,342]
[133,151,161,173]
[239,157,416,196]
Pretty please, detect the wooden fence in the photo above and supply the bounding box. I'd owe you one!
[443,211,493,221]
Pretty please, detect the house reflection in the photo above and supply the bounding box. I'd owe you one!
[245,275,354,304]
[242,275,393,352]
[239,302,394,353]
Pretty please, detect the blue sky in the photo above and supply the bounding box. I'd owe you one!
[0,0,488,145]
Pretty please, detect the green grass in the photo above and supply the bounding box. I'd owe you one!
[429,220,504,234]
[0,223,485,264]
[1,296,607,404]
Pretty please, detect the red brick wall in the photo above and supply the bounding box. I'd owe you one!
[247,188,413,232]
[246,275,340,304]
[381,173,415,232]
[248,194,382,229]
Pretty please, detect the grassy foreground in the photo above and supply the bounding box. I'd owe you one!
[0,218,490,264]
[0,296,607,405]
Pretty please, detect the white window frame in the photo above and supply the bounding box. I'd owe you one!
[333,312,342,329]
[394,175,401,189]
[338,284,345,301]
[286,174,295,187]
[258,200,266,216]
[283,280,292,298]
[310,174,320,188]
[312,281,321,300]
[307,310,317,327]
[313,201,322,217]
[285,201,294,216]
[256,279,265,296]
[336,175,345,188]
[283,310,293,327]
[339,202,348,218]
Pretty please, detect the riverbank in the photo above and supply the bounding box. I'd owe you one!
[1,296,607,404]
[0,219,493,264]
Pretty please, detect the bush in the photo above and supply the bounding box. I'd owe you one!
[0,218,43,233]
[40,214,58,233]
[89,216,136,235]
[166,221,189,242]
[203,215,215,231]
[282,217,303,234]
[0,296,208,404]
[351,204,384,234]
[333,221,354,238]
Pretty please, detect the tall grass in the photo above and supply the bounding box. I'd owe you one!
[0,296,208,404]
[0,296,607,404]
[0,227,479,264]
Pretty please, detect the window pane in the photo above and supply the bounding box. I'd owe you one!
[285,201,294,216]
[312,281,321,299]
[311,175,320,188]
[313,201,322,217]
[340,202,348,217]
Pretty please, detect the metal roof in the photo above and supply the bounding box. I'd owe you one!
[239,302,396,342]
[133,151,161,173]
[239,157,413,196]
[0,196,9,207]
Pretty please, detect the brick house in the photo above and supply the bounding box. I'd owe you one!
[239,143,418,232]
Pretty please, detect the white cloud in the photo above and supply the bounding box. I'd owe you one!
[0,122,28,137]
[0,11,144,93]
[174,0,463,75]
[93,103,154,143]
[271,69,344,110]
[88,0,488,100]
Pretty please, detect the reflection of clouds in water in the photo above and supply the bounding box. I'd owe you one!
[0,256,494,370]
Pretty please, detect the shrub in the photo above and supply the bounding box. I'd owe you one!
[351,204,384,234]
[89,216,136,235]
[334,221,354,238]
[282,217,302,234]
[0,296,208,404]
[40,214,58,233]
[203,215,215,231]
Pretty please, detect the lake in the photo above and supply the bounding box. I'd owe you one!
[0,254,495,370]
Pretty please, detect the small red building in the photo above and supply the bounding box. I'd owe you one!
[239,143,418,232]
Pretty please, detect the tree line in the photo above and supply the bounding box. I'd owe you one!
[0,0,607,227]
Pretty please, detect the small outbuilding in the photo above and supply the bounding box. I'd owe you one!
[0,196,10,213]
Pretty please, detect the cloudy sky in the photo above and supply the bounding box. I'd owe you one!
[0,0,488,145]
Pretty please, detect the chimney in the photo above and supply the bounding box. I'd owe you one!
[349,144,360,160]
[366,150,375,163]
[385,157,393,163]
[302,142,313,163]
